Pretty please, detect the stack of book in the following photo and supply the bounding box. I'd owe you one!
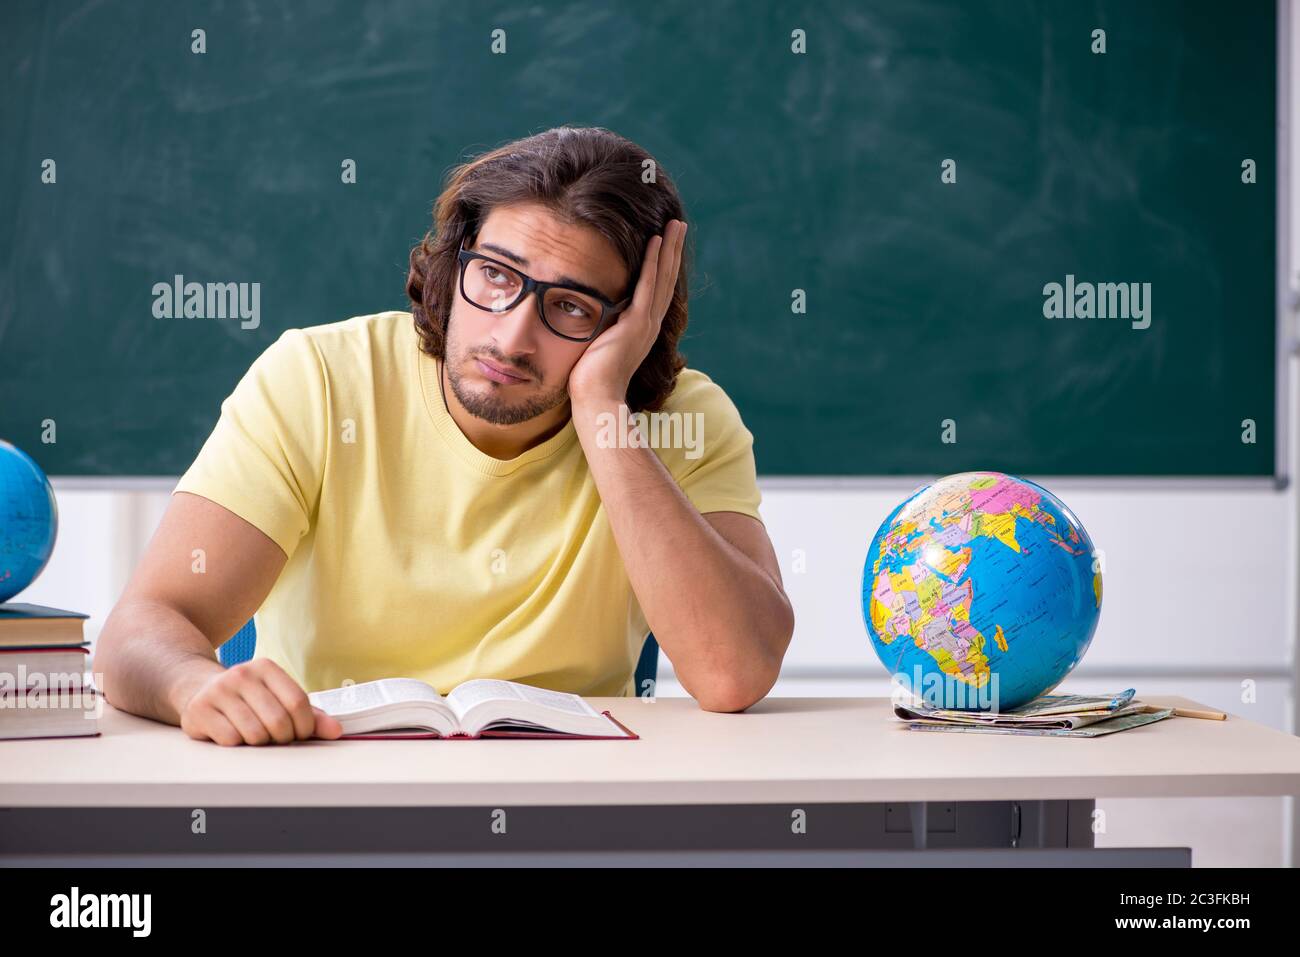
[893,688,1175,737]
[0,603,100,741]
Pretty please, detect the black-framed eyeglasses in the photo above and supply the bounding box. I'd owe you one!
[456,238,633,342]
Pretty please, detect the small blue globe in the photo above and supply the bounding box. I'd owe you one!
[0,440,58,603]
[861,471,1102,712]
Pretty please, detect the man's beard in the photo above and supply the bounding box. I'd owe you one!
[446,348,569,426]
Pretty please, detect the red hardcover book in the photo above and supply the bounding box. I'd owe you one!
[0,648,101,741]
[0,644,94,690]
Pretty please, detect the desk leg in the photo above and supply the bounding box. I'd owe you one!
[1007,799,1097,849]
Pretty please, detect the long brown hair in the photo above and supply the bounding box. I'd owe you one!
[406,126,689,412]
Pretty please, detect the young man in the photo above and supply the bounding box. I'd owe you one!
[96,127,794,746]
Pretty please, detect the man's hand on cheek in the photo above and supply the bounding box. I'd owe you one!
[567,219,687,408]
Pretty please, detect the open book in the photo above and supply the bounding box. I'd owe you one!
[307,677,637,739]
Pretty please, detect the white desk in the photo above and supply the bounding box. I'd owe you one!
[3,695,1298,866]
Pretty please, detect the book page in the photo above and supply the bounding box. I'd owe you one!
[310,677,444,714]
[447,678,601,721]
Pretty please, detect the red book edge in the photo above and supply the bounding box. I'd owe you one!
[339,709,639,741]
[0,667,101,742]
[0,646,91,655]
[0,650,96,696]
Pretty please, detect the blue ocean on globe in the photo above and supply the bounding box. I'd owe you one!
[861,471,1102,712]
[0,440,58,603]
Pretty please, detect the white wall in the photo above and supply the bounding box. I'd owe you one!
[31,477,1298,709]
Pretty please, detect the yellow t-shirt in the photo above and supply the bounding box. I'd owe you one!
[174,310,764,697]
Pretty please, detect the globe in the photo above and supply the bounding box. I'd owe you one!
[861,471,1101,712]
[0,440,58,603]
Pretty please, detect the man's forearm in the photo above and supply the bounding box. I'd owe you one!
[572,398,793,711]
[95,599,227,726]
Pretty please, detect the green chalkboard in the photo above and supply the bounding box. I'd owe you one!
[0,0,1279,478]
